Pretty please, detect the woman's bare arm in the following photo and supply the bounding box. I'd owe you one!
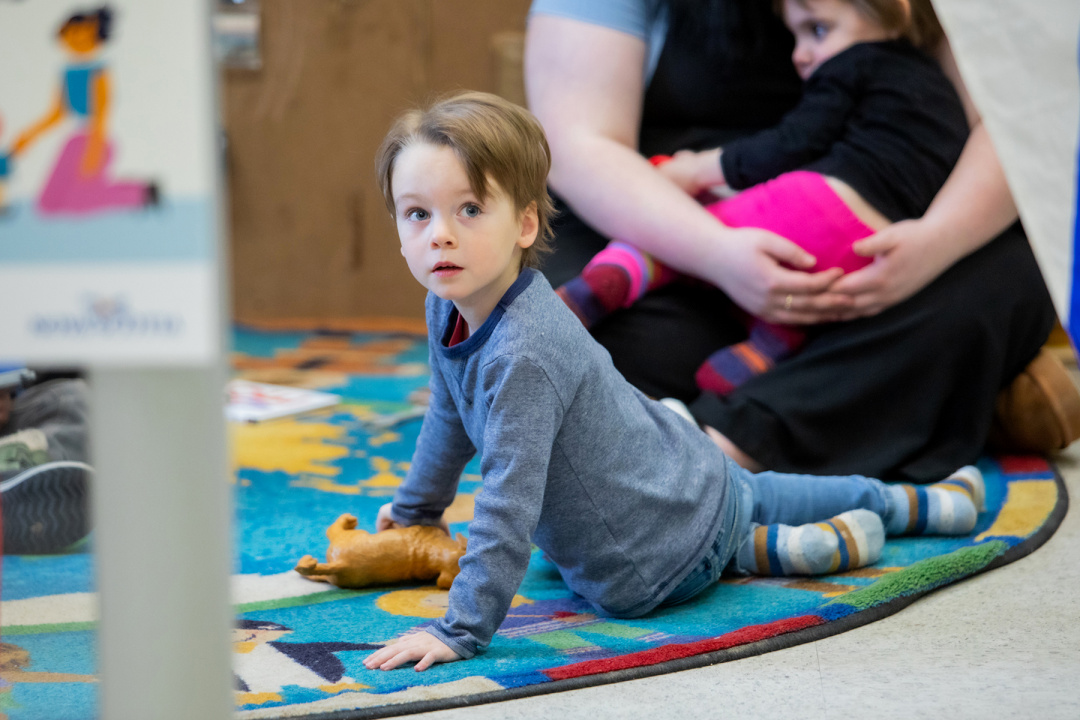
[831,37,1019,318]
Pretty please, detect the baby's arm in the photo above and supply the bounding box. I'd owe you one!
[655,148,725,196]
[720,54,859,189]
[655,54,859,196]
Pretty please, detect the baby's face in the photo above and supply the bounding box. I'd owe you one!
[784,0,897,79]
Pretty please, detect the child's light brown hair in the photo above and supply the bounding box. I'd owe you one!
[376,91,555,269]
[779,0,945,50]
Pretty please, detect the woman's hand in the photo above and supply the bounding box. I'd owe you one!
[363,632,461,672]
[710,226,852,324]
[829,218,953,320]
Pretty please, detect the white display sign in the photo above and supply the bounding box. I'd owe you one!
[0,1,222,365]
[932,0,1080,341]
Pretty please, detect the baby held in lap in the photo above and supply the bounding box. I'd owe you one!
[556,0,969,395]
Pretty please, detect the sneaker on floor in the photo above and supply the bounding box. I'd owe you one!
[0,461,92,554]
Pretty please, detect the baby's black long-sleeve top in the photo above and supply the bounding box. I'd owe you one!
[719,40,969,222]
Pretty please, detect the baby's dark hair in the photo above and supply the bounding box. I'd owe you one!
[375,91,554,269]
[59,6,114,41]
[779,0,944,50]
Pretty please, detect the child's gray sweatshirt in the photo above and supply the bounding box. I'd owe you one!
[391,269,735,658]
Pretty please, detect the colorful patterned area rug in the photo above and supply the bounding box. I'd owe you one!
[0,321,1069,720]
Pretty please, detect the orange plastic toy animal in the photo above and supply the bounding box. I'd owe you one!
[294,513,467,589]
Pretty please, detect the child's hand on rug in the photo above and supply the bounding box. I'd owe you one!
[375,502,401,531]
[363,631,461,671]
[375,502,450,535]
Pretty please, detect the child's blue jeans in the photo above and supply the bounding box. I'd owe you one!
[662,456,895,606]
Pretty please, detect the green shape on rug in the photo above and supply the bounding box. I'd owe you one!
[3,621,97,636]
[825,540,1008,612]
[235,588,371,614]
[579,622,654,640]
[528,630,597,650]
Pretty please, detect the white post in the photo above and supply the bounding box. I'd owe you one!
[89,366,234,719]
[0,1,235,716]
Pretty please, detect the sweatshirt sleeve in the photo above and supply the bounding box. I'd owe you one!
[426,355,565,658]
[391,339,477,527]
[720,52,861,189]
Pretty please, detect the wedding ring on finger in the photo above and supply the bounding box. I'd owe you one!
[784,294,793,311]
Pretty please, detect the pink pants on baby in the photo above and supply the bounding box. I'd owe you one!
[707,170,876,274]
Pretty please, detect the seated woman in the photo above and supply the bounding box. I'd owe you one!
[555,0,971,399]
[524,0,1064,481]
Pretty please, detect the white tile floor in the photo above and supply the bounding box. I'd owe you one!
[412,444,1080,720]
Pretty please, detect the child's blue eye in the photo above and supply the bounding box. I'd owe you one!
[462,203,482,218]
[812,23,828,39]
[406,208,429,221]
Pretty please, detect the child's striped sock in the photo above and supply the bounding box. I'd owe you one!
[884,466,985,536]
[736,509,884,576]
[555,242,675,327]
[696,322,806,395]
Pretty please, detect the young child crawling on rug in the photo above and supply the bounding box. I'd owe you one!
[362,91,983,673]
[556,0,969,396]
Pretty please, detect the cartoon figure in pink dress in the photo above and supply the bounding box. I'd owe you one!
[11,6,157,216]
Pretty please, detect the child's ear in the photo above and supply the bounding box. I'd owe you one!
[517,202,539,249]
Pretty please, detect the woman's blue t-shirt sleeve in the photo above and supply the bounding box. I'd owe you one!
[528,0,653,41]
[528,0,668,82]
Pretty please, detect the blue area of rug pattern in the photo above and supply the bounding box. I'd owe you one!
[0,323,1068,720]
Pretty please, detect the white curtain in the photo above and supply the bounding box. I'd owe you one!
[932,0,1080,341]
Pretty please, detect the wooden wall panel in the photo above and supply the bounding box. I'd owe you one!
[428,1,531,95]
[224,0,532,321]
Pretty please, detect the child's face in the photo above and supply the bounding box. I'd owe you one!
[392,142,538,326]
[784,0,897,79]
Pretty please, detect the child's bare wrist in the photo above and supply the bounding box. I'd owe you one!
[697,148,725,187]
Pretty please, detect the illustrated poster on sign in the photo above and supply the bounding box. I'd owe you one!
[0,1,222,365]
